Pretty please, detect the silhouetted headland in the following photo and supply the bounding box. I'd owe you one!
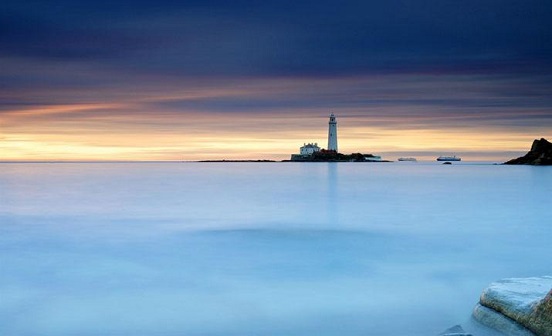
[505,138,552,165]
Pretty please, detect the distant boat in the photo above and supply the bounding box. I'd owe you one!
[364,155,384,162]
[437,156,461,162]
[398,157,417,162]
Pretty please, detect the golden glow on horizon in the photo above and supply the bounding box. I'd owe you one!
[2,75,549,161]
[1,117,541,161]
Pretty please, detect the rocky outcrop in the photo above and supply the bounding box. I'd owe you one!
[473,276,552,336]
[288,150,390,162]
[505,138,552,165]
[526,290,552,336]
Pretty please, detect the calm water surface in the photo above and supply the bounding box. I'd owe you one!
[0,162,550,335]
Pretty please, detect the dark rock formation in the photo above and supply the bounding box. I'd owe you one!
[505,138,552,165]
[288,150,390,162]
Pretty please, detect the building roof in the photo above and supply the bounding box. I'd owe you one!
[301,143,320,148]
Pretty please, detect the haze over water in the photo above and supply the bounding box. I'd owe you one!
[0,162,550,335]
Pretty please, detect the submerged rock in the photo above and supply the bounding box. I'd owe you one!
[473,276,552,336]
[439,324,473,336]
[505,138,552,165]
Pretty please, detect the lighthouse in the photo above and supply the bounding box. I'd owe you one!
[327,113,338,152]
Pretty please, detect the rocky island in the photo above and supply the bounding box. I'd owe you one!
[505,138,552,165]
[288,150,390,162]
[288,113,390,162]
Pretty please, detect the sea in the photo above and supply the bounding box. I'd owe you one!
[0,162,550,336]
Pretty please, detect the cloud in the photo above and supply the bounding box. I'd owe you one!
[1,1,551,160]
[2,1,552,77]
[3,72,551,129]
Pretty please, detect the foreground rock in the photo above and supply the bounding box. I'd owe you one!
[505,138,552,165]
[473,276,552,336]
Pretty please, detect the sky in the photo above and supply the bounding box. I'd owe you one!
[1,0,552,161]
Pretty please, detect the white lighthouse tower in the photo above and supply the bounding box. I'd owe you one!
[327,113,338,152]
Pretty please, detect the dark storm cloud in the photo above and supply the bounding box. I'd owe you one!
[2,0,552,159]
[2,0,552,77]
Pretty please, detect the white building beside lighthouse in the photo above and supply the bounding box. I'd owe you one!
[327,113,338,152]
[300,143,321,155]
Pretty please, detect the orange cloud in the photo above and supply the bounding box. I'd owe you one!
[1,74,549,161]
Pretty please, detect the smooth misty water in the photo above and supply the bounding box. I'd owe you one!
[0,162,550,336]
